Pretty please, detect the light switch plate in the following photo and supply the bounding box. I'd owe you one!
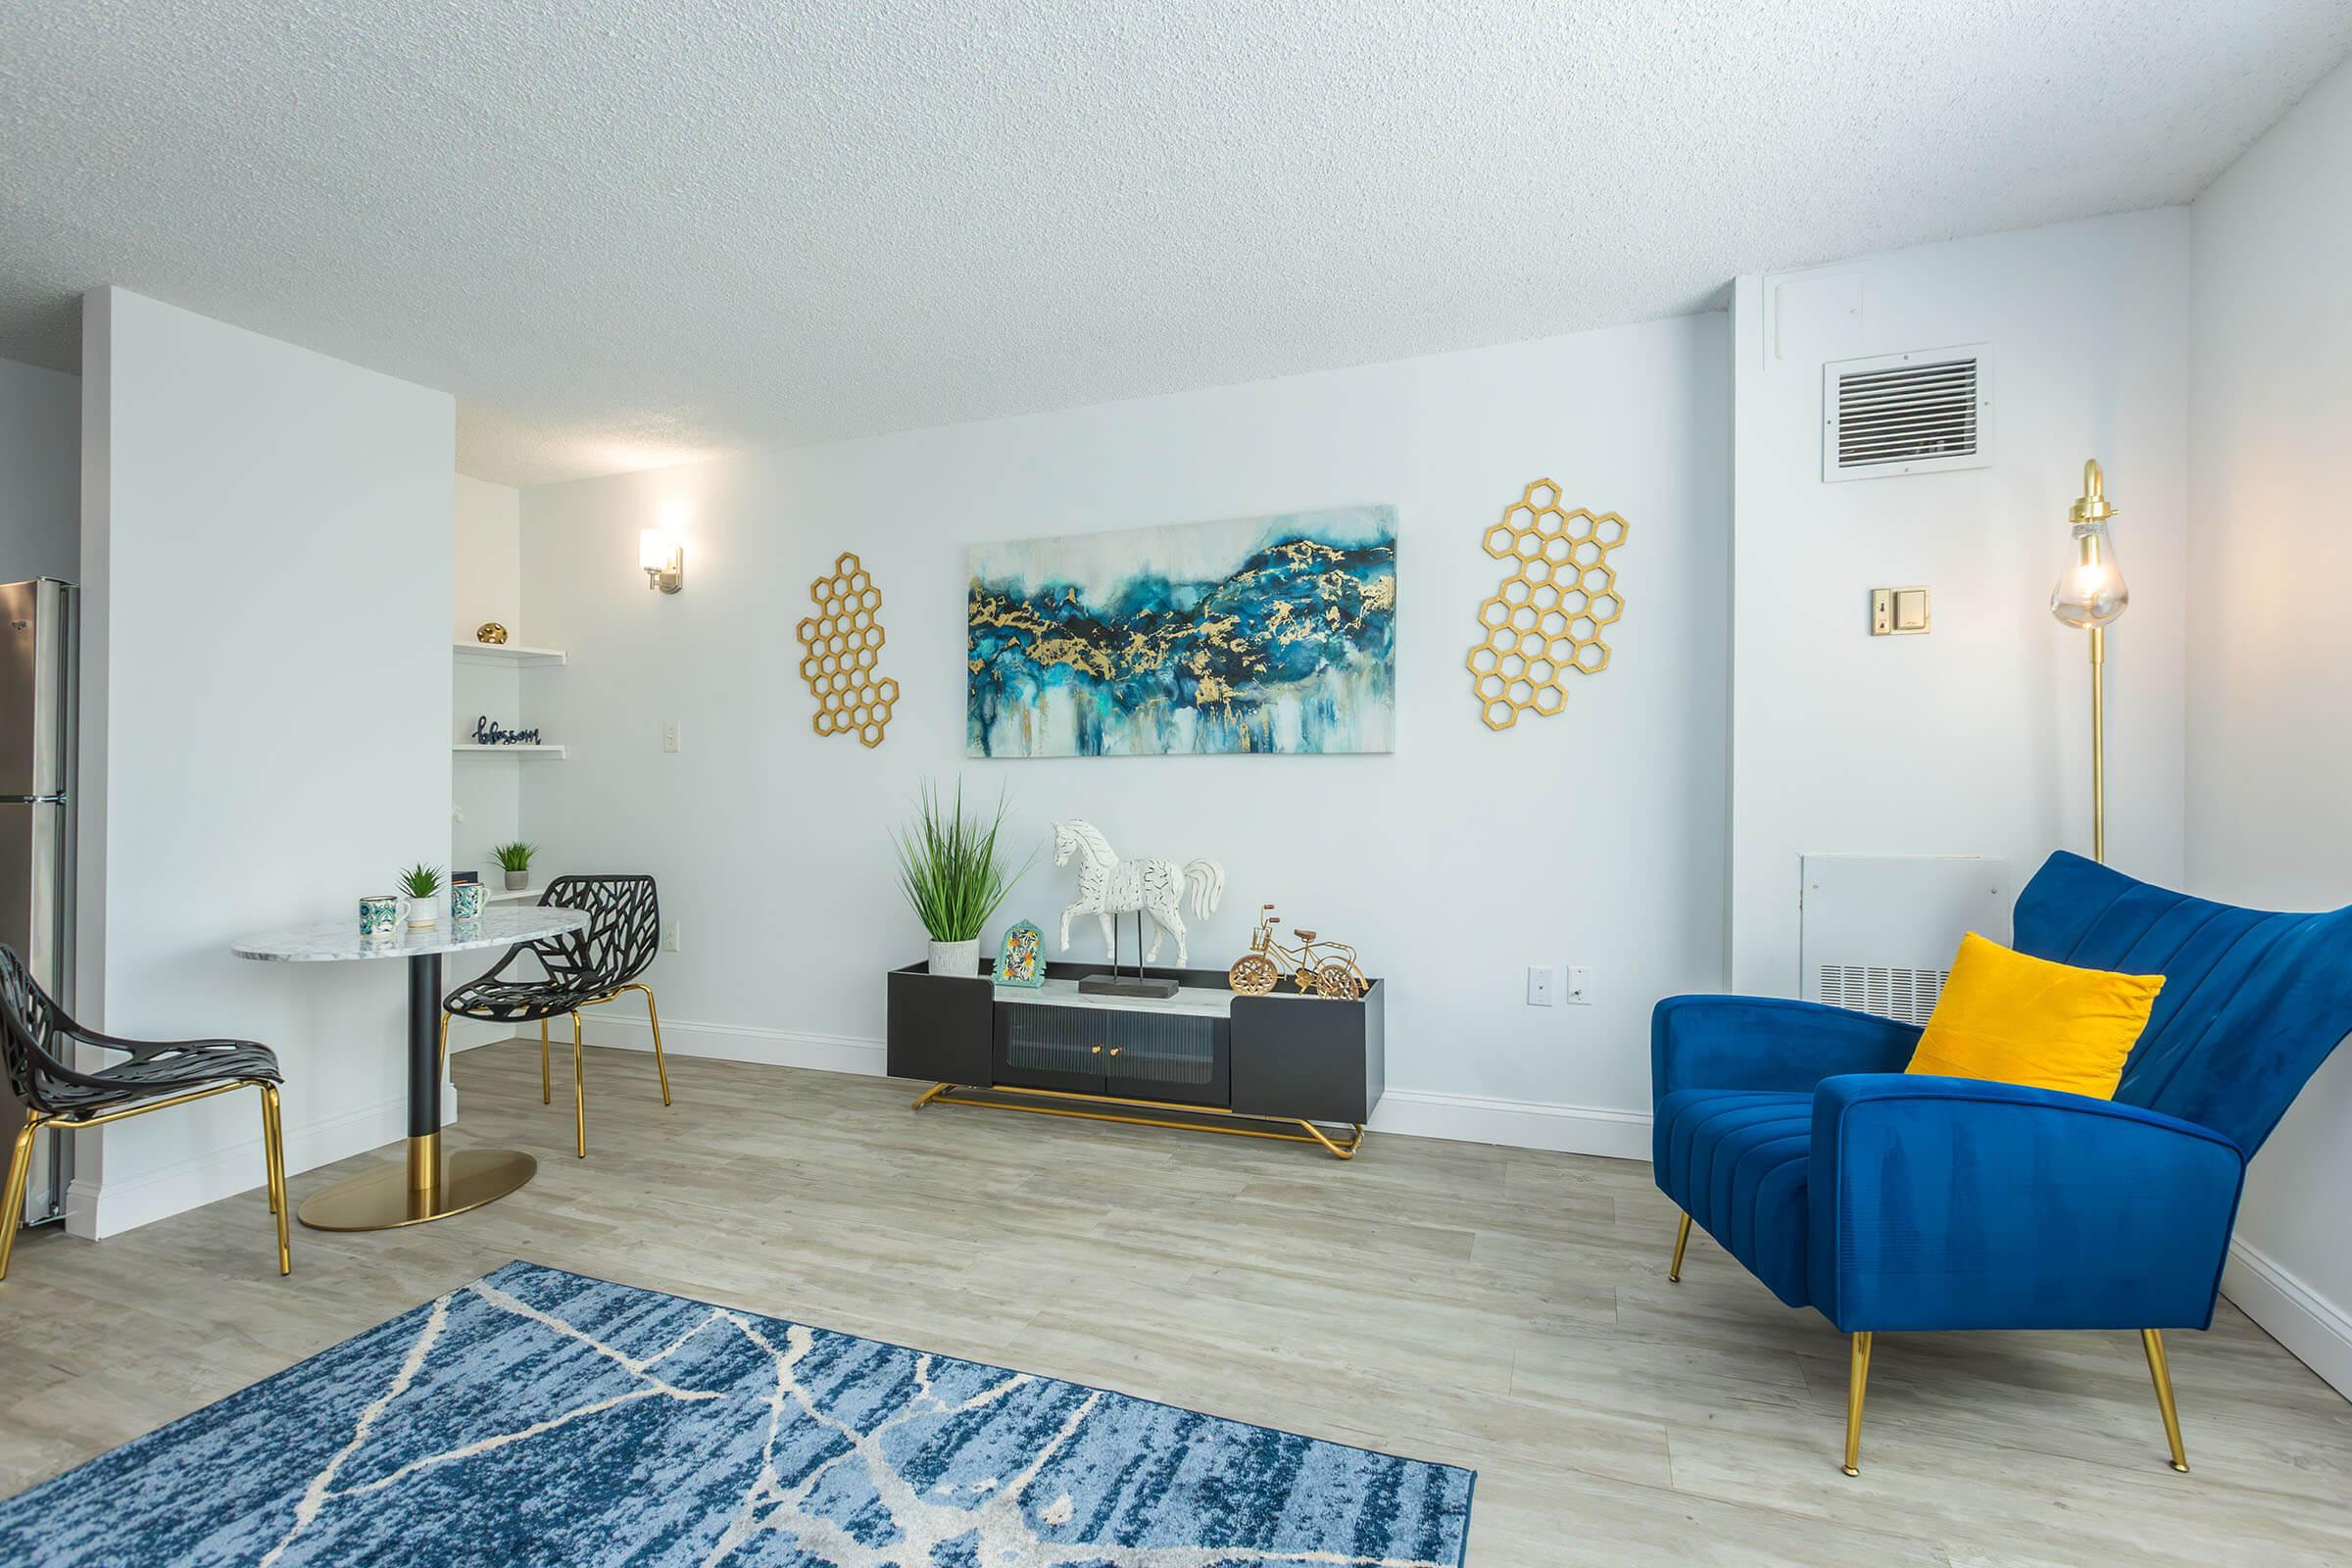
[662,720,682,753]
[1870,586,1932,636]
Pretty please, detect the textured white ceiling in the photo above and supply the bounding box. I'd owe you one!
[4,2,2347,485]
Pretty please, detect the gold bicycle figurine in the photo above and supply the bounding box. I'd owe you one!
[1228,904,1367,1000]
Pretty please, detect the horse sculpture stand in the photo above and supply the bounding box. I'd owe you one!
[1052,820,1225,991]
[1080,909,1179,999]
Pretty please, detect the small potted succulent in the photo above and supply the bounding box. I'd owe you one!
[892,779,1029,976]
[398,862,445,928]
[493,841,536,892]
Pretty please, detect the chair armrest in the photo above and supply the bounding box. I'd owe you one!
[1651,995,1920,1098]
[1809,1074,2246,1332]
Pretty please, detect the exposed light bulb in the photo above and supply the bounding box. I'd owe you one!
[2051,460,2128,629]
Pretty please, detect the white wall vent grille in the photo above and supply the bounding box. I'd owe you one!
[1815,963,1949,1026]
[1798,855,2013,1025]
[1823,345,1991,481]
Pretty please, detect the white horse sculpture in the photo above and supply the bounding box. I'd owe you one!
[1053,819,1225,967]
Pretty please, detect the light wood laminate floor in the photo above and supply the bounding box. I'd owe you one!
[3,1041,2347,1564]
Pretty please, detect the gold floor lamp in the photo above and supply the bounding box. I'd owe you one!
[2050,459,2129,862]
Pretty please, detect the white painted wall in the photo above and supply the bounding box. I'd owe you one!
[2185,56,2352,1396]
[516,316,1731,1151]
[75,287,453,1237]
[454,473,521,644]
[1729,210,2191,995]
[0,355,79,582]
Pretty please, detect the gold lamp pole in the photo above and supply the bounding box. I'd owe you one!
[2050,459,2129,863]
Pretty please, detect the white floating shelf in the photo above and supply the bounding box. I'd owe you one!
[453,743,566,758]
[486,885,547,905]
[453,641,566,666]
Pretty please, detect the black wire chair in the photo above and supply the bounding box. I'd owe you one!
[0,944,288,1281]
[440,874,668,1158]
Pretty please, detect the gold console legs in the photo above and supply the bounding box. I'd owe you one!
[912,1082,1363,1159]
[1668,1210,1691,1282]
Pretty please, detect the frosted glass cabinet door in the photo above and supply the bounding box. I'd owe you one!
[994,1002,1231,1106]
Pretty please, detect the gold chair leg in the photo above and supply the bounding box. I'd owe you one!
[1842,1331,1873,1476]
[261,1086,291,1276]
[259,1088,279,1215]
[1669,1211,1692,1282]
[540,1017,551,1104]
[2142,1329,2190,1473]
[571,1011,587,1158]
[0,1111,38,1281]
[634,984,672,1106]
[436,1010,451,1079]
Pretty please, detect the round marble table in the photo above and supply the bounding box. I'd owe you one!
[232,905,588,1232]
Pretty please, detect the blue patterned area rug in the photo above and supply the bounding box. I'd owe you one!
[0,1260,1473,1566]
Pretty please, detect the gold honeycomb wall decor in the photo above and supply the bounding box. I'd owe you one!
[794,552,898,748]
[1465,479,1628,731]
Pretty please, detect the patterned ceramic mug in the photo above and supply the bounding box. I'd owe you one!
[359,895,406,939]
[449,881,487,922]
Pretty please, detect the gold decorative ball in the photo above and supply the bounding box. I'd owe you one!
[475,621,509,645]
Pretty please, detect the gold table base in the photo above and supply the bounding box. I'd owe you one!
[913,1082,1365,1159]
[297,1137,538,1231]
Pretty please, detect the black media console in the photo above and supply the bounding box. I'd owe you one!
[886,959,1384,1159]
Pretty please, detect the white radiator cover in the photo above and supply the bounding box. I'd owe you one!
[1798,856,2014,1025]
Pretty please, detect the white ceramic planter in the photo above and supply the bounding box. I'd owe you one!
[928,938,980,977]
[407,895,440,929]
[505,869,529,891]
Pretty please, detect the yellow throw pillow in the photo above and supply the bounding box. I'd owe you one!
[1905,932,2164,1101]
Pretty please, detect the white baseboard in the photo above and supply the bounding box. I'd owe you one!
[578,1011,1651,1161]
[580,1011,890,1077]
[2222,1237,2352,1398]
[69,1093,412,1240]
[445,1015,513,1054]
[1371,1087,1651,1160]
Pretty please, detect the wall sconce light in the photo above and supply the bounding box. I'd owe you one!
[639,529,685,594]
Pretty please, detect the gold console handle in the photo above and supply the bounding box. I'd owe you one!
[1090,1045,1102,1054]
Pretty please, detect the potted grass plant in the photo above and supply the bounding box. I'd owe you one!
[493,841,536,892]
[398,862,444,928]
[892,780,1030,976]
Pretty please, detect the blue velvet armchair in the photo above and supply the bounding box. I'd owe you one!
[1653,851,2352,1475]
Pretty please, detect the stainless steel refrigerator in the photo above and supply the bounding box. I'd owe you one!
[0,578,74,1232]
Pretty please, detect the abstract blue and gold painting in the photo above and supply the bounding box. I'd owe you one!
[967,506,1397,758]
